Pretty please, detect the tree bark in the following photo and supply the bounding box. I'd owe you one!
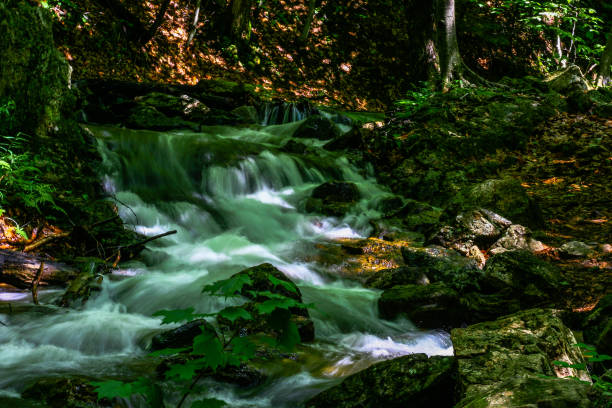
[596,30,612,87]
[299,0,317,44]
[434,0,462,86]
[228,0,252,41]
[0,249,77,289]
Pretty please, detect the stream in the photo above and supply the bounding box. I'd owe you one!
[0,117,452,406]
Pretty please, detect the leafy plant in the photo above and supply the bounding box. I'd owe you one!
[92,272,311,408]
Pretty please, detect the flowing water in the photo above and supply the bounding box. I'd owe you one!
[0,118,452,406]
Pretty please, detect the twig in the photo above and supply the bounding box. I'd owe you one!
[176,372,204,408]
[0,320,6,326]
[31,262,44,305]
[89,216,120,229]
[23,232,70,252]
[124,230,177,250]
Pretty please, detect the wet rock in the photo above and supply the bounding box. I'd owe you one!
[466,178,544,228]
[488,224,545,255]
[150,319,216,351]
[305,353,457,408]
[452,308,591,407]
[378,282,462,328]
[559,241,594,259]
[293,115,341,140]
[280,140,309,154]
[364,266,429,289]
[57,271,103,307]
[234,263,303,303]
[0,0,72,136]
[482,250,563,302]
[583,294,612,356]
[22,377,105,408]
[306,181,360,217]
[467,245,486,269]
[323,127,370,151]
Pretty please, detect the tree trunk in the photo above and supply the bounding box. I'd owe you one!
[143,0,171,44]
[228,0,252,41]
[97,0,170,45]
[0,249,77,289]
[299,0,317,44]
[596,30,612,87]
[433,0,462,87]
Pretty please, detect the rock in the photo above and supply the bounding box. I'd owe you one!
[401,246,483,291]
[280,140,309,154]
[432,210,503,255]
[546,65,589,94]
[306,181,360,216]
[221,263,315,342]
[134,92,210,122]
[583,294,612,356]
[150,319,216,351]
[293,115,341,140]
[305,353,457,408]
[21,377,104,408]
[125,105,197,131]
[323,127,370,151]
[489,224,545,255]
[231,105,258,123]
[378,282,462,328]
[482,250,563,302]
[364,266,429,289]
[559,241,594,259]
[452,308,591,407]
[467,245,486,269]
[455,376,592,408]
[467,178,544,228]
[0,1,71,136]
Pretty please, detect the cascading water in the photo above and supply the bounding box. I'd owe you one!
[0,119,452,406]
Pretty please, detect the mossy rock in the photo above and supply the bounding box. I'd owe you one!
[364,266,429,290]
[21,377,105,408]
[305,353,457,408]
[0,1,71,136]
[306,181,360,217]
[293,115,340,140]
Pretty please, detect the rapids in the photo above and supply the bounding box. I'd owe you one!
[0,118,452,406]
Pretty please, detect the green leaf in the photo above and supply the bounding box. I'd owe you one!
[153,307,197,324]
[165,358,208,381]
[267,274,297,294]
[91,380,134,399]
[256,297,302,314]
[218,306,252,323]
[229,336,256,361]
[202,275,253,297]
[192,331,225,370]
[191,398,227,408]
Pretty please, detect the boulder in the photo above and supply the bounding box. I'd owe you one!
[134,92,210,122]
[467,178,543,228]
[0,1,71,136]
[323,127,370,151]
[150,319,216,351]
[125,105,197,131]
[545,65,589,95]
[306,181,360,217]
[482,250,563,302]
[293,115,341,140]
[305,354,457,408]
[378,282,462,328]
[432,209,503,255]
[452,308,591,407]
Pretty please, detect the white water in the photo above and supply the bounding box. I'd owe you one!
[0,120,452,406]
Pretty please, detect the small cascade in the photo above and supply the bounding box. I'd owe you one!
[259,101,311,125]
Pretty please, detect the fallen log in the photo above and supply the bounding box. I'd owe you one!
[0,249,78,289]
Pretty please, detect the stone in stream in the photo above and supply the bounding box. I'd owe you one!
[452,308,592,407]
[305,353,457,408]
[293,115,341,140]
[21,377,105,408]
[305,181,360,217]
[364,266,430,290]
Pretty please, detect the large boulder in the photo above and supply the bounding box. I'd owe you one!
[452,308,591,407]
[305,181,360,217]
[293,115,341,140]
[305,354,457,408]
[0,1,72,136]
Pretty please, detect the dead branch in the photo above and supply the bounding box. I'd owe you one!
[31,261,44,305]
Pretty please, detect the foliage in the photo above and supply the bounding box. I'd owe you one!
[92,272,310,407]
[468,0,605,74]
